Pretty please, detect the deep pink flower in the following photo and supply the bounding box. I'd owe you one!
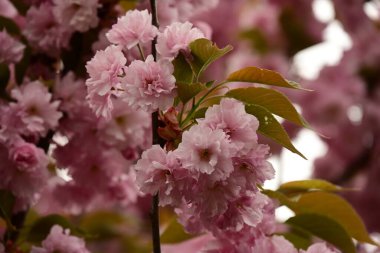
[0,30,25,64]
[31,225,90,253]
[156,21,205,58]
[123,55,176,112]
[106,9,158,49]
[53,0,99,32]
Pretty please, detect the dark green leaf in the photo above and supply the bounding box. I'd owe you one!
[173,52,194,84]
[226,66,302,89]
[27,214,82,243]
[287,214,356,253]
[0,190,15,230]
[245,104,306,159]
[193,107,208,120]
[189,38,232,80]
[280,228,312,250]
[0,16,20,35]
[177,82,206,104]
[227,87,308,127]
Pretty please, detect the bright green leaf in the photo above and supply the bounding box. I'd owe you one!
[173,52,194,84]
[261,190,298,209]
[161,218,193,244]
[245,104,306,159]
[189,38,232,80]
[295,192,377,245]
[177,82,206,104]
[226,66,302,89]
[227,87,308,127]
[279,179,342,195]
[287,214,356,253]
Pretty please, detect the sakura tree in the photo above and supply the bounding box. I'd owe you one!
[0,0,378,253]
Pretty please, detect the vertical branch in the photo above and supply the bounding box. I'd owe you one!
[149,1,162,253]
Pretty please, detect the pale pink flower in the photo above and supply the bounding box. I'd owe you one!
[23,3,72,56]
[86,45,126,117]
[134,145,172,196]
[31,225,90,253]
[53,0,99,32]
[10,81,62,137]
[123,55,176,112]
[0,242,4,253]
[97,99,151,149]
[107,171,139,206]
[156,21,205,58]
[0,0,17,18]
[175,125,233,180]
[0,30,25,64]
[106,9,158,49]
[199,98,259,154]
[301,243,340,253]
[252,235,298,253]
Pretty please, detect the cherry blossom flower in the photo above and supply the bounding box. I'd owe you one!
[23,3,72,56]
[106,9,158,49]
[156,21,205,58]
[123,55,176,112]
[30,225,90,253]
[301,243,340,253]
[53,0,99,32]
[252,235,298,253]
[9,81,62,138]
[0,30,25,64]
[85,45,126,118]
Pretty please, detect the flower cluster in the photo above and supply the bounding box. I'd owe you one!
[135,99,275,245]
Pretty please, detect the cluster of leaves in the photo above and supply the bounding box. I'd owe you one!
[173,38,308,158]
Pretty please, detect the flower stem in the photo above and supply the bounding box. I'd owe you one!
[150,0,162,253]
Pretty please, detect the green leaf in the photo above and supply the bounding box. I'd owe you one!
[295,192,377,245]
[193,107,208,120]
[177,82,206,104]
[161,218,193,244]
[226,66,302,89]
[287,214,356,253]
[279,179,342,195]
[173,52,194,84]
[0,190,15,230]
[189,38,233,80]
[227,87,308,127]
[245,104,306,159]
[27,214,82,243]
[0,16,20,35]
[262,190,298,209]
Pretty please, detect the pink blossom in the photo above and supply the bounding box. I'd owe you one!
[53,0,99,32]
[0,139,49,210]
[31,225,90,253]
[252,235,298,253]
[301,243,340,253]
[106,9,158,49]
[0,242,4,253]
[9,81,62,137]
[123,55,176,112]
[0,0,17,18]
[199,98,259,154]
[175,125,233,180]
[0,30,25,64]
[23,3,72,56]
[156,21,205,58]
[107,171,139,206]
[85,45,126,117]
